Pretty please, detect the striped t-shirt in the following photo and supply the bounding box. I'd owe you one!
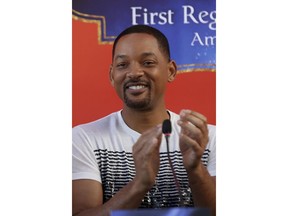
[72,110,216,208]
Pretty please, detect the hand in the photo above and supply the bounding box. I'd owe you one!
[177,109,209,170]
[132,124,162,191]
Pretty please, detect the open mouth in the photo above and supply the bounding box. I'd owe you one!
[124,81,150,95]
[127,85,146,90]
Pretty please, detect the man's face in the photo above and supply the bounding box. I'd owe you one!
[110,33,174,111]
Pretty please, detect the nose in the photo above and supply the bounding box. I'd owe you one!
[127,63,144,78]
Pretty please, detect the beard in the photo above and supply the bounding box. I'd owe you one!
[123,78,152,110]
[123,91,151,110]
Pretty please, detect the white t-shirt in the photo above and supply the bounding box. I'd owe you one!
[72,110,216,208]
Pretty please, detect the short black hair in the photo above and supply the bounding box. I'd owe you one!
[112,25,171,61]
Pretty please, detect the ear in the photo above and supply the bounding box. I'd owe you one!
[109,65,114,86]
[167,60,177,83]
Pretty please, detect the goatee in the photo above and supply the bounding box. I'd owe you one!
[124,93,151,110]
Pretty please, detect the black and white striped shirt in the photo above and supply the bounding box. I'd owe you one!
[72,110,216,208]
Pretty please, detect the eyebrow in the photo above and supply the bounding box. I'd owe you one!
[141,52,157,58]
[114,54,128,61]
[114,52,157,61]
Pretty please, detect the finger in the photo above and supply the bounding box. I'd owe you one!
[132,124,162,154]
[177,119,203,143]
[179,110,208,135]
[180,109,207,122]
[144,125,162,153]
[180,110,207,126]
[179,132,203,157]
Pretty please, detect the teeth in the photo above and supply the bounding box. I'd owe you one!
[129,85,145,90]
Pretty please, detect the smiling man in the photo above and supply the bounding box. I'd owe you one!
[72,25,216,216]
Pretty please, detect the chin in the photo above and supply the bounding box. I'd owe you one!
[125,100,152,110]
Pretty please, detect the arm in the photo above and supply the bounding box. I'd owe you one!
[178,110,216,216]
[72,178,147,216]
[72,125,163,216]
[186,165,216,213]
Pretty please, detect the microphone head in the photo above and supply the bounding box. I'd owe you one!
[162,119,172,135]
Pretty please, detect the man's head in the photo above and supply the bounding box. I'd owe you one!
[112,25,171,62]
[110,25,177,111]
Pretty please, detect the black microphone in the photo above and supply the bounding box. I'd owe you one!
[162,119,172,137]
[162,119,183,205]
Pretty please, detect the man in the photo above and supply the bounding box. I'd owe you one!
[72,25,216,216]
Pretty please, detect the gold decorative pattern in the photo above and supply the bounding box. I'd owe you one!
[177,68,216,74]
[73,10,115,44]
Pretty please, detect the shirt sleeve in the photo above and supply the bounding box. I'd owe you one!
[72,126,102,183]
[206,125,216,176]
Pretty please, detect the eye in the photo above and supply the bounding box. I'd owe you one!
[143,60,156,67]
[116,62,128,69]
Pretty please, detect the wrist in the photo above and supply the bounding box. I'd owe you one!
[187,164,210,185]
[131,176,151,196]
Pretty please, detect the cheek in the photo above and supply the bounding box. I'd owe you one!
[152,73,168,90]
[112,73,126,95]
[111,72,125,85]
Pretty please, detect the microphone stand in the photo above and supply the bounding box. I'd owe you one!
[163,119,184,206]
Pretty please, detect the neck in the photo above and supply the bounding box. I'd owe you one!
[121,106,170,133]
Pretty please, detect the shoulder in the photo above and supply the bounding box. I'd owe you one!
[206,124,216,152]
[168,110,180,125]
[72,111,120,137]
[207,124,216,137]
